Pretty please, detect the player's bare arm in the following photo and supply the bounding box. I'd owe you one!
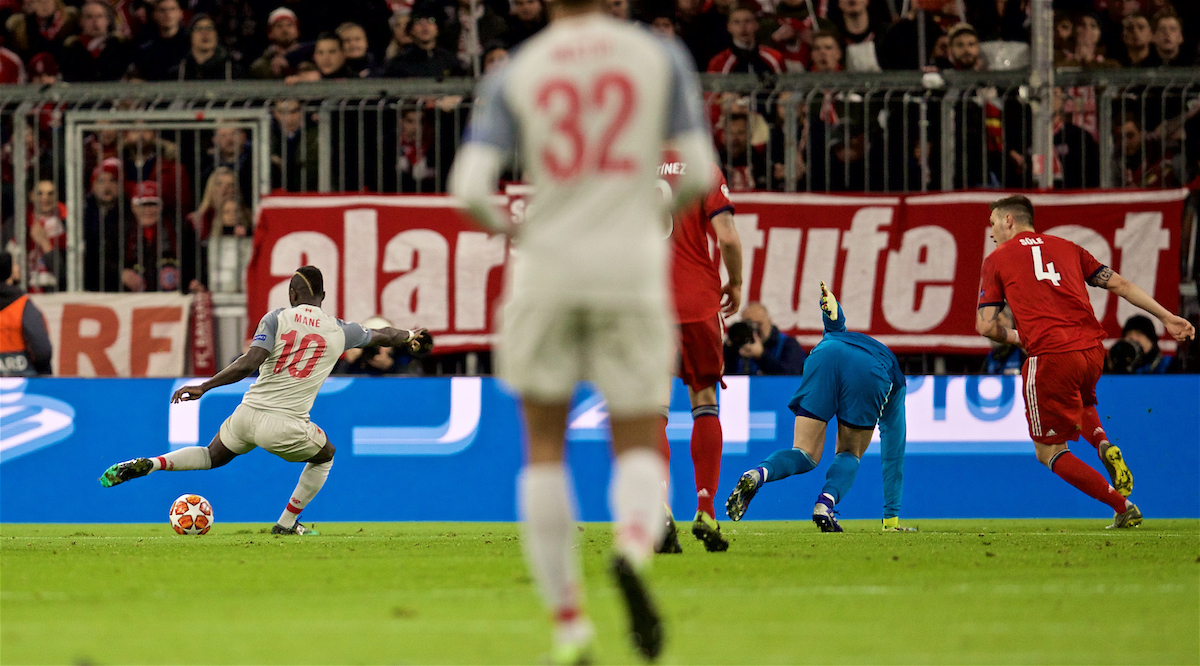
[975,304,1021,347]
[171,346,271,403]
[712,211,742,315]
[1093,269,1197,342]
[368,326,434,356]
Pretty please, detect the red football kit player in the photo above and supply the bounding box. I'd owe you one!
[657,157,743,552]
[976,196,1194,528]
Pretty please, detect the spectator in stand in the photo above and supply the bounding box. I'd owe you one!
[337,22,377,77]
[828,0,888,72]
[204,126,252,207]
[1114,113,1178,187]
[270,99,319,191]
[440,0,506,76]
[133,0,188,81]
[1008,87,1099,189]
[648,7,676,37]
[385,11,413,60]
[382,3,463,79]
[676,0,730,71]
[286,32,355,82]
[1099,0,1142,57]
[4,0,78,62]
[878,5,944,69]
[189,166,239,241]
[481,41,508,73]
[826,119,885,191]
[249,7,301,79]
[0,250,53,377]
[83,157,123,291]
[707,7,784,74]
[717,108,768,191]
[122,181,198,293]
[392,106,438,191]
[60,0,132,82]
[606,0,630,20]
[169,13,240,80]
[0,38,27,83]
[810,29,844,72]
[937,22,983,70]
[505,0,546,47]
[724,302,806,375]
[1053,11,1073,55]
[1117,12,1154,67]
[18,179,66,292]
[1146,9,1186,66]
[1057,12,1119,67]
[763,0,816,72]
[121,127,192,213]
[24,51,58,84]
[206,197,252,293]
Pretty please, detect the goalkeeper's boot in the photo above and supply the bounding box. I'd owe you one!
[610,555,664,662]
[725,468,763,522]
[691,511,729,552]
[881,516,918,532]
[1107,503,1143,529]
[550,618,594,666]
[1099,442,1134,497]
[272,520,320,535]
[655,510,683,554]
[812,493,843,533]
[99,458,154,487]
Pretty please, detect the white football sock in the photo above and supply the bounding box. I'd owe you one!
[152,447,211,471]
[278,461,332,528]
[518,463,583,619]
[610,448,667,570]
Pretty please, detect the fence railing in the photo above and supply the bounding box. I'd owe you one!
[2,69,1198,296]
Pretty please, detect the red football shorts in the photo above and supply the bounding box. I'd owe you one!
[677,313,724,392]
[1021,344,1106,445]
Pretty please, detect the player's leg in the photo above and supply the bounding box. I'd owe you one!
[654,401,682,555]
[726,351,835,521]
[517,399,594,663]
[877,386,915,531]
[1025,352,1140,527]
[500,302,594,663]
[1078,346,1133,496]
[725,415,825,522]
[686,384,728,551]
[99,418,242,487]
[594,305,673,661]
[272,433,334,535]
[812,423,872,533]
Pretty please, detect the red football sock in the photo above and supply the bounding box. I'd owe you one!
[1051,451,1128,513]
[657,416,670,464]
[691,411,722,519]
[1080,406,1108,452]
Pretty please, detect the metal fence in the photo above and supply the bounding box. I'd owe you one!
[2,69,1198,300]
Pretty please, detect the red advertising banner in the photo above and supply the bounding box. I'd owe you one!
[247,190,1185,354]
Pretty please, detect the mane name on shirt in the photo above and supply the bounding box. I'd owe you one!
[294,313,320,327]
[551,39,613,62]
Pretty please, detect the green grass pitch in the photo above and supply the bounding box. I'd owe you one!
[2,520,1197,665]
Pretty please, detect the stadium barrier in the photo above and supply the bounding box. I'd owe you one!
[2,375,1195,523]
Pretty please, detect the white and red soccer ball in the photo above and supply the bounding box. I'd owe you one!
[169,494,214,535]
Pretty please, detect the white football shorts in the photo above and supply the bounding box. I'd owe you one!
[218,404,328,462]
[497,300,674,417]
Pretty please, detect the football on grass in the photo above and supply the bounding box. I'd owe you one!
[169,494,214,535]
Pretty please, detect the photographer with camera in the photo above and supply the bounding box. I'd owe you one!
[1106,315,1172,374]
[724,302,806,375]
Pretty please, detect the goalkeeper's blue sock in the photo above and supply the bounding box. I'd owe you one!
[820,452,861,503]
[759,448,817,484]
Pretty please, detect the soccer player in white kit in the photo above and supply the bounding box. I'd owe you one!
[99,266,430,535]
[448,0,716,659]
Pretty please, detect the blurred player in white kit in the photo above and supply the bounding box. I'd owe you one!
[448,0,716,660]
[99,266,431,535]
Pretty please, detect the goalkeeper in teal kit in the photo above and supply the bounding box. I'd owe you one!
[726,282,913,532]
